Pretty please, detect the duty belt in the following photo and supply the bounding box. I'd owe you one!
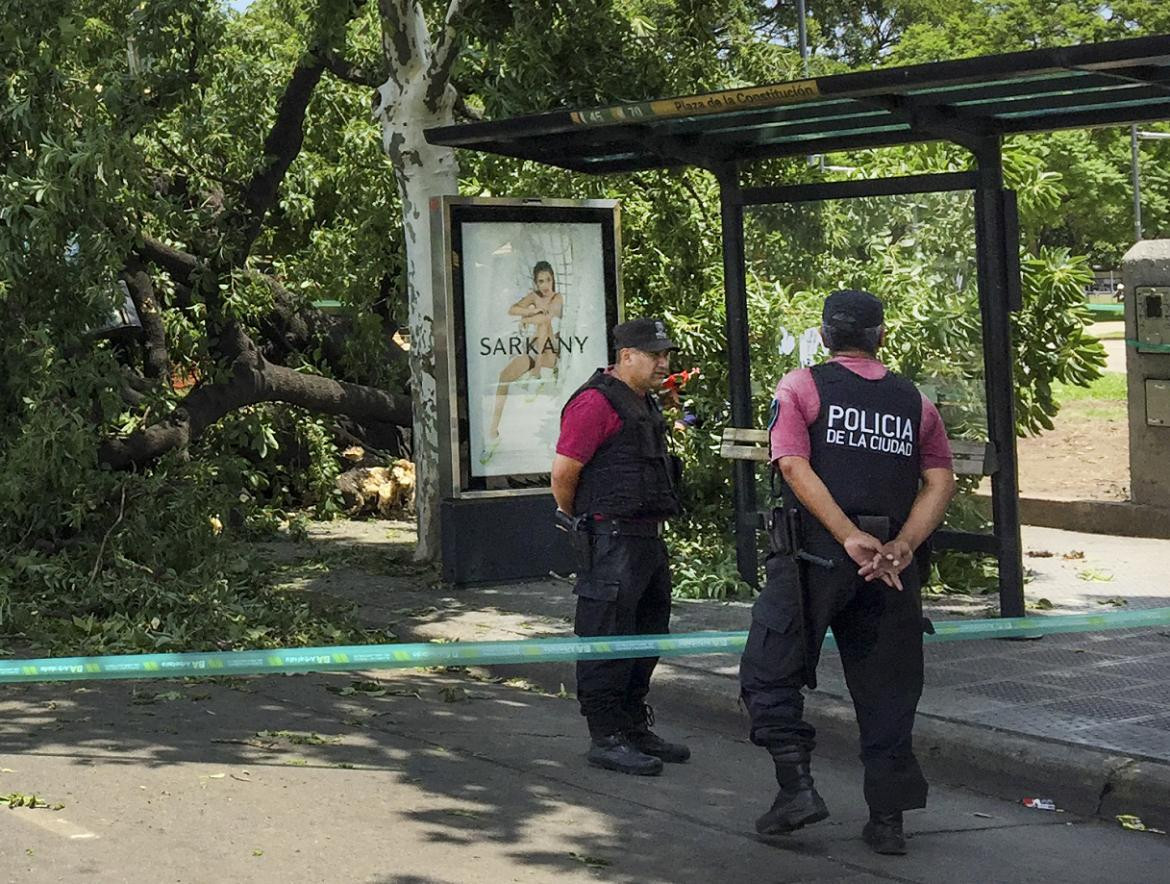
[591,517,664,538]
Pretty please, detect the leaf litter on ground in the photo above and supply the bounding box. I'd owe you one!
[569,852,612,868]
[255,730,341,746]
[1117,814,1167,835]
[1076,568,1114,582]
[4,793,64,810]
[211,730,341,751]
[442,808,486,820]
[326,679,387,697]
[131,688,185,704]
[439,685,468,703]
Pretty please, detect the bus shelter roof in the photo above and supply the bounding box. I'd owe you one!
[425,35,1170,172]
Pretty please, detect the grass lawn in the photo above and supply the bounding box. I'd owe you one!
[1051,372,1127,421]
[1052,371,1126,402]
[1093,328,1126,341]
[1085,317,1125,340]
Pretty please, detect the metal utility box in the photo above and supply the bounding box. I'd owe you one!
[1135,286,1170,353]
[1123,241,1170,507]
[1147,379,1170,427]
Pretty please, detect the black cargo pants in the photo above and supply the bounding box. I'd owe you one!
[739,533,929,813]
[573,531,672,738]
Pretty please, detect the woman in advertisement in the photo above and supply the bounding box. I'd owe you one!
[480,260,564,465]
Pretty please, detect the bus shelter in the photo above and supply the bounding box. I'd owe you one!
[425,35,1170,615]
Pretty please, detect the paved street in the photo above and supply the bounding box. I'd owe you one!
[2,666,1168,883]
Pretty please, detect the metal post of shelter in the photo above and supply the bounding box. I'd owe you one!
[1131,124,1143,241]
[715,163,759,587]
[971,137,1026,617]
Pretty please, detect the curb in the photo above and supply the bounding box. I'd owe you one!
[456,654,1170,831]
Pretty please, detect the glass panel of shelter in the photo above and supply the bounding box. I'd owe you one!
[741,189,988,533]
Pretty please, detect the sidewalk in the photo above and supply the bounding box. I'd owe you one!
[284,520,1170,830]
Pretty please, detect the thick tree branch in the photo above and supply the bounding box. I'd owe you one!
[424,0,467,109]
[121,258,170,380]
[235,57,326,258]
[99,349,411,471]
[379,0,432,78]
[137,235,198,285]
[319,48,384,89]
[453,88,483,122]
[117,368,148,407]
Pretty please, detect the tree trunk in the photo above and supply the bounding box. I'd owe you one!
[376,0,462,562]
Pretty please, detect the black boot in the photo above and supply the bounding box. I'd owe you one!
[862,810,907,855]
[755,750,830,836]
[586,733,664,776]
[626,704,691,763]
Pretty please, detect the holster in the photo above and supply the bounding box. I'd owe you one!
[916,534,933,586]
[766,506,817,690]
[766,507,793,556]
[555,509,593,573]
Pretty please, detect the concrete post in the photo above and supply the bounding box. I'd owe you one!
[1122,239,1170,506]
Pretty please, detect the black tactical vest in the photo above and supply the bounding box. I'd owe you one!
[564,369,681,519]
[791,361,922,530]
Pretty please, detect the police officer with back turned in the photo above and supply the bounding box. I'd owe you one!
[551,317,690,777]
[739,290,956,855]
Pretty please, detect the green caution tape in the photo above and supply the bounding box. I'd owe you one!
[2,607,1169,685]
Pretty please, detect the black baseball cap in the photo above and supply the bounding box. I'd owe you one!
[613,317,678,353]
[822,289,884,330]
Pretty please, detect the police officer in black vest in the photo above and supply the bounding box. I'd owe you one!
[739,290,956,854]
[551,318,690,776]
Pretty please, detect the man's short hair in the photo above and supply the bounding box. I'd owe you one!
[822,323,883,354]
[821,289,884,354]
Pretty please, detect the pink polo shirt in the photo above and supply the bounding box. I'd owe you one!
[770,356,953,471]
[556,385,623,464]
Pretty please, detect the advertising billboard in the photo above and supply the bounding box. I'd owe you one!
[433,199,622,496]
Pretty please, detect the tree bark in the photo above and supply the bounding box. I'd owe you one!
[376,0,463,561]
[121,258,170,380]
[233,58,326,264]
